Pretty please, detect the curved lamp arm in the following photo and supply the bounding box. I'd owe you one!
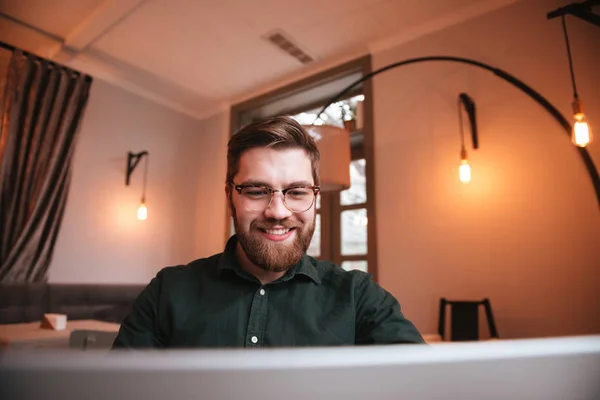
[312,56,600,208]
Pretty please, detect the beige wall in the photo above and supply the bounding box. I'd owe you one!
[187,111,231,258]
[371,0,600,338]
[48,80,228,283]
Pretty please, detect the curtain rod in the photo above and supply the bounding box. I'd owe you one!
[0,41,93,83]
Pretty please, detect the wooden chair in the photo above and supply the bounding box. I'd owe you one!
[438,298,499,341]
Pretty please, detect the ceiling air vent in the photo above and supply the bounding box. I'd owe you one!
[264,31,315,64]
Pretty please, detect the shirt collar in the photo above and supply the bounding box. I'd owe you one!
[217,235,321,284]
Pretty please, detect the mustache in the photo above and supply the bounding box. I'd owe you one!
[252,219,302,230]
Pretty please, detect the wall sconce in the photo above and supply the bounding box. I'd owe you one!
[126,151,149,220]
[458,93,479,184]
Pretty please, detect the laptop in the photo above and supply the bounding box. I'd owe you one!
[1,335,599,399]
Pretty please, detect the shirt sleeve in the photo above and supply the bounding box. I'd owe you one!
[111,273,167,349]
[354,273,425,345]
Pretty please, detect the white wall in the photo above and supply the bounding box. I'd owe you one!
[187,111,231,258]
[49,80,228,283]
[372,0,600,338]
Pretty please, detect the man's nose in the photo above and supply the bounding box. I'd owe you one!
[264,192,293,220]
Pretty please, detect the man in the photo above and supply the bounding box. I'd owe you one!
[112,116,424,348]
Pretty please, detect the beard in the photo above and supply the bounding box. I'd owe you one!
[231,205,315,273]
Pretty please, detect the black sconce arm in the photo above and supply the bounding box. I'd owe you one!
[126,151,149,186]
[459,93,478,150]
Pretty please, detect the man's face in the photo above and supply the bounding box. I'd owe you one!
[227,147,317,272]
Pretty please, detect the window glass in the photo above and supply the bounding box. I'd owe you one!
[341,260,367,272]
[307,213,321,258]
[341,208,367,255]
[340,159,366,205]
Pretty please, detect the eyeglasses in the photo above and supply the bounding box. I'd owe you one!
[230,183,320,213]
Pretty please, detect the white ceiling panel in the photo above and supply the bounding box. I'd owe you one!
[0,0,104,38]
[370,0,482,36]
[218,0,387,33]
[290,7,386,56]
[0,0,521,120]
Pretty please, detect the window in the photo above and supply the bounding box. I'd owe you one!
[292,95,369,273]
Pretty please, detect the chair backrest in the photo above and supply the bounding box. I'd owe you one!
[69,330,118,350]
[438,298,499,341]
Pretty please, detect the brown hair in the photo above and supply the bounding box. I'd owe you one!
[226,116,320,186]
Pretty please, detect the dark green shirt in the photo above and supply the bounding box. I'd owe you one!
[112,235,424,348]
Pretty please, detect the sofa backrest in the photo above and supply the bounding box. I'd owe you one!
[47,284,145,323]
[0,284,47,324]
[0,284,146,324]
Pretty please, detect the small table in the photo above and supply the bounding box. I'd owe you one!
[0,319,120,350]
[422,333,443,343]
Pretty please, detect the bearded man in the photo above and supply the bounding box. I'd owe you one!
[112,116,424,348]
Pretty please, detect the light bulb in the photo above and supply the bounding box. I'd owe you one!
[137,202,147,220]
[571,98,592,147]
[572,114,592,147]
[459,159,471,183]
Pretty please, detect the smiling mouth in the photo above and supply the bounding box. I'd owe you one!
[259,228,295,235]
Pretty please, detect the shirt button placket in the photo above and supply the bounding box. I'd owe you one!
[246,287,268,347]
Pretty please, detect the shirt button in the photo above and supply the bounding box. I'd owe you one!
[259,289,265,296]
[251,336,258,344]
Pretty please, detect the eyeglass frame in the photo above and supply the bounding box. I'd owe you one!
[228,183,320,213]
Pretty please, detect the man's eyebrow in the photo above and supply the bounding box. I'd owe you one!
[238,180,271,187]
[237,180,314,187]
[287,180,314,187]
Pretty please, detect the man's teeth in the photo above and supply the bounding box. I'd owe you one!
[264,228,291,235]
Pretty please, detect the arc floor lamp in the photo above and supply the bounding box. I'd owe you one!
[309,2,600,208]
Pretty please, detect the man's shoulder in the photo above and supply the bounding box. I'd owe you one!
[310,258,372,288]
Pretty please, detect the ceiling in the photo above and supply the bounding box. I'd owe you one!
[0,0,520,120]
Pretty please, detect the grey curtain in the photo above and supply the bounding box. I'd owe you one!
[0,49,92,282]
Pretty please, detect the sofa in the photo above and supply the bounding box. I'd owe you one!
[0,283,146,325]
